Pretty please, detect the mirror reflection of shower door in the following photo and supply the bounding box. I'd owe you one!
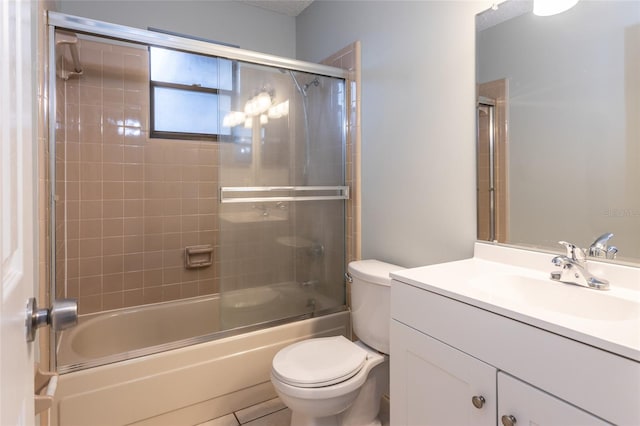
[217,63,347,330]
[477,99,496,241]
[477,79,508,243]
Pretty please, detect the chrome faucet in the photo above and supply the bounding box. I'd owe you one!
[588,232,618,260]
[550,241,609,290]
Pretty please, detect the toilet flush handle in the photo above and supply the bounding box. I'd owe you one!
[345,272,353,283]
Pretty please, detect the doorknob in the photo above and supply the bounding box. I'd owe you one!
[26,297,78,342]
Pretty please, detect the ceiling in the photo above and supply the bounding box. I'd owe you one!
[235,0,314,16]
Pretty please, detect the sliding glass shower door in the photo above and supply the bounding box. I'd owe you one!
[217,63,347,330]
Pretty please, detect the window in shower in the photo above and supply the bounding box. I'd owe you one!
[150,47,233,140]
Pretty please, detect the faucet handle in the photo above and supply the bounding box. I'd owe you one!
[590,232,614,249]
[588,232,615,258]
[558,241,586,262]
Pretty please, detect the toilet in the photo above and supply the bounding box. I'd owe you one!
[270,259,403,426]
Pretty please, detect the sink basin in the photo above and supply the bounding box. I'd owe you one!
[390,242,640,361]
[469,274,640,322]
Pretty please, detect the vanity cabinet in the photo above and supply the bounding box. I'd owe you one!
[391,319,608,425]
[497,372,608,426]
[390,280,639,425]
[390,320,496,425]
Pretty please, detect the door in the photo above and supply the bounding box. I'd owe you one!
[498,372,611,426]
[390,320,496,425]
[0,0,37,424]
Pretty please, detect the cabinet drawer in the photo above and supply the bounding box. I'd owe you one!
[391,280,640,425]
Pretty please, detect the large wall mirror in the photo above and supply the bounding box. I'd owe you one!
[476,0,640,264]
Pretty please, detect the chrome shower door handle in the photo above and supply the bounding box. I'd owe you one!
[26,297,78,342]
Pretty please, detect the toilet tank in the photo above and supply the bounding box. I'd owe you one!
[348,259,404,354]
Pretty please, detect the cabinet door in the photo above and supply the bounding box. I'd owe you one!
[498,372,612,426]
[390,320,496,426]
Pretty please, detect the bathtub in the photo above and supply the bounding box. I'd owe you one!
[52,284,349,426]
[57,282,339,371]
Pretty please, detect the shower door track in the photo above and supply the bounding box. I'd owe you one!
[47,11,349,78]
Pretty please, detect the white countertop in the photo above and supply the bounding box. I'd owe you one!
[390,242,640,362]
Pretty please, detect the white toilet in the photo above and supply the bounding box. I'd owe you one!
[270,259,403,426]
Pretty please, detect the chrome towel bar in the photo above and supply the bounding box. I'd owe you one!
[219,186,349,204]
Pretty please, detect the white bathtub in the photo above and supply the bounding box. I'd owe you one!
[57,282,336,370]
[52,285,348,426]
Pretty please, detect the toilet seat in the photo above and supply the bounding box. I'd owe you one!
[272,336,368,388]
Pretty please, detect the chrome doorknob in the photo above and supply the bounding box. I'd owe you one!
[501,414,517,426]
[26,297,78,342]
[471,395,486,409]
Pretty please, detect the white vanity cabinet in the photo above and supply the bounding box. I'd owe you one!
[497,372,609,426]
[390,279,639,426]
[390,320,496,425]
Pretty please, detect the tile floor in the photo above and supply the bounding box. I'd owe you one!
[196,395,390,426]
[196,397,291,426]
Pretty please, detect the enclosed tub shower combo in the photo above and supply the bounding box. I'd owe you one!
[47,11,353,425]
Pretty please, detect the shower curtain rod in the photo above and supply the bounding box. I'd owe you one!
[48,11,349,79]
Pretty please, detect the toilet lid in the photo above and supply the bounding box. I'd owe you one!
[272,336,368,388]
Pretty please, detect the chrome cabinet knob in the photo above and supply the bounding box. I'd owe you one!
[471,395,485,409]
[501,415,517,426]
[26,297,78,342]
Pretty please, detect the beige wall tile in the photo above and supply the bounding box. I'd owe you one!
[53,34,357,319]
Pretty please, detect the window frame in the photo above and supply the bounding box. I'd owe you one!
[149,47,232,141]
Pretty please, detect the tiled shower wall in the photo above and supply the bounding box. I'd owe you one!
[55,34,218,314]
[53,33,360,316]
[322,42,361,264]
[322,42,361,307]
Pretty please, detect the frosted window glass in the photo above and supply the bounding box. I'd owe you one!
[150,47,220,88]
[153,87,218,134]
[150,47,233,137]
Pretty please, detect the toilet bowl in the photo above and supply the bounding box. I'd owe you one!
[270,260,403,426]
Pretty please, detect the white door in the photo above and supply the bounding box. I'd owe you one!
[498,373,611,426]
[390,320,496,425]
[0,0,37,424]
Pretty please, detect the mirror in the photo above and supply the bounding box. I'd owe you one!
[476,0,640,264]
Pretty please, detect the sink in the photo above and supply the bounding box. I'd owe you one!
[469,273,640,322]
[390,242,640,361]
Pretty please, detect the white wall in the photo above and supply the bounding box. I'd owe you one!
[58,0,296,57]
[296,1,492,267]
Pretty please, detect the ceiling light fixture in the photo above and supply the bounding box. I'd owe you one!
[533,0,579,16]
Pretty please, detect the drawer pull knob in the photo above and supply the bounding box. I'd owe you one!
[501,415,517,426]
[471,395,485,409]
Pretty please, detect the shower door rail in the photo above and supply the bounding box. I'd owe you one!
[220,186,349,203]
[48,11,348,78]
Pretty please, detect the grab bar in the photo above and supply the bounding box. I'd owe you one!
[220,186,349,204]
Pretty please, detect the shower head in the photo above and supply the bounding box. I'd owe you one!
[289,71,320,97]
[302,77,320,93]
